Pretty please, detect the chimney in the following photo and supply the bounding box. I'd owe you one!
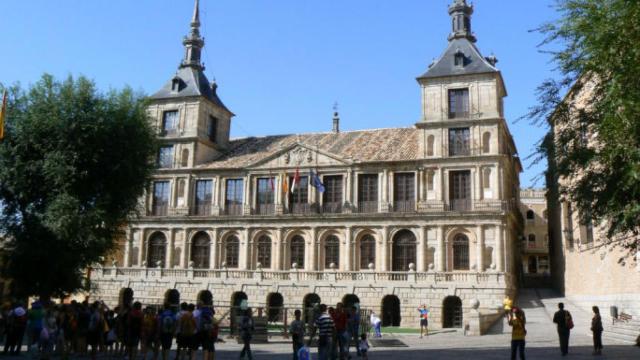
[332,102,340,133]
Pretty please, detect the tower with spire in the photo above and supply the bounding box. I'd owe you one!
[415,0,509,162]
[148,0,234,171]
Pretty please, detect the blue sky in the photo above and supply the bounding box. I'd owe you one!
[0,0,558,187]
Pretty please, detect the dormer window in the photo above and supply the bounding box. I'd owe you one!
[171,77,182,92]
[454,50,465,67]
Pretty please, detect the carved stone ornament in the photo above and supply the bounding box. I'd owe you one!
[288,147,313,166]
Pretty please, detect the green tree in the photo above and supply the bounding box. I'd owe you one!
[527,0,640,255]
[0,74,157,299]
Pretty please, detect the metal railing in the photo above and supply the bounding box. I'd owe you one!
[320,202,342,214]
[151,205,168,216]
[288,203,316,215]
[224,204,243,216]
[448,199,472,211]
[191,204,211,216]
[393,200,416,213]
[357,201,378,213]
[254,204,275,215]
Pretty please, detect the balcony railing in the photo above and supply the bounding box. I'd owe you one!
[393,200,416,213]
[289,203,316,215]
[448,199,472,212]
[255,203,275,215]
[224,204,243,216]
[192,204,211,216]
[321,202,342,214]
[160,129,177,137]
[448,111,470,119]
[93,266,512,286]
[357,201,379,213]
[151,205,168,216]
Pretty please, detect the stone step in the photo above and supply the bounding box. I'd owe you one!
[608,325,640,337]
[603,331,637,344]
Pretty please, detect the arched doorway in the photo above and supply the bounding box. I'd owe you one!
[164,289,180,310]
[342,294,360,311]
[442,296,463,328]
[392,230,416,271]
[303,293,321,324]
[528,256,538,274]
[381,295,401,327]
[191,232,210,269]
[197,290,213,306]
[147,232,167,268]
[266,293,284,322]
[118,288,134,308]
[230,291,248,334]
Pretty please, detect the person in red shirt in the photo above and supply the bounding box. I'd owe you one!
[333,303,349,359]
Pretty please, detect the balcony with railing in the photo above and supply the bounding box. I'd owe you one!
[151,205,168,216]
[320,202,342,214]
[254,203,275,216]
[357,201,379,214]
[224,204,243,216]
[448,199,472,212]
[393,200,416,213]
[191,204,211,216]
[288,203,316,215]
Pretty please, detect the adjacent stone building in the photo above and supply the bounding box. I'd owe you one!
[519,189,550,281]
[91,0,523,330]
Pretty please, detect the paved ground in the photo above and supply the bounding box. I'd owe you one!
[3,290,639,359]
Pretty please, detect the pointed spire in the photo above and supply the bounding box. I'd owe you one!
[448,0,476,43]
[181,0,205,70]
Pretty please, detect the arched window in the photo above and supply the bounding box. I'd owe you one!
[290,235,305,269]
[324,235,340,269]
[452,234,469,270]
[225,236,240,268]
[257,235,272,268]
[392,230,416,271]
[482,132,491,153]
[426,135,435,157]
[528,234,536,247]
[191,232,210,269]
[359,235,376,270]
[147,232,167,268]
[181,149,189,167]
[526,210,535,220]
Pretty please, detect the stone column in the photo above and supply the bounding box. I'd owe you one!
[308,228,317,271]
[275,228,284,270]
[137,230,145,266]
[184,176,193,209]
[381,170,388,212]
[437,225,446,272]
[477,225,484,272]
[183,232,191,269]
[212,176,221,215]
[345,169,353,210]
[240,228,251,270]
[417,226,426,272]
[496,225,504,272]
[243,175,251,215]
[475,165,482,202]
[166,229,174,268]
[180,230,188,268]
[123,229,132,267]
[380,226,389,271]
[344,227,352,271]
[417,168,425,202]
[209,229,218,269]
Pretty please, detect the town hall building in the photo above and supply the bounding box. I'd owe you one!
[91,0,523,331]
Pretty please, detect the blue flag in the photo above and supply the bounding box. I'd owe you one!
[310,170,325,193]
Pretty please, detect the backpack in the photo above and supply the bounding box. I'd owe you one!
[142,314,157,336]
[161,313,176,334]
[180,313,196,336]
[297,346,311,360]
[199,309,214,333]
[565,312,574,330]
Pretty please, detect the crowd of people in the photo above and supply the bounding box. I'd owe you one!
[0,299,231,360]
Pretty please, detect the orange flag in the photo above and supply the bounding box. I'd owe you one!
[0,90,7,140]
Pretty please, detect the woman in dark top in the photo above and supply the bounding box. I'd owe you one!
[591,306,603,355]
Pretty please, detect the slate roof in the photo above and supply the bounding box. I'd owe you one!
[197,128,420,169]
[151,66,231,113]
[418,38,498,80]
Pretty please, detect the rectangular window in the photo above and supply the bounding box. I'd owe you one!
[225,179,244,215]
[158,146,174,168]
[448,128,470,156]
[357,174,378,213]
[152,181,170,216]
[449,170,471,211]
[162,110,178,134]
[208,116,217,143]
[194,180,212,215]
[256,178,275,215]
[289,176,309,214]
[393,173,415,212]
[448,88,469,119]
[322,175,343,213]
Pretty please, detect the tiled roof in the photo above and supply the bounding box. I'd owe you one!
[198,127,420,169]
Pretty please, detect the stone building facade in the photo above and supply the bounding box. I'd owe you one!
[519,189,550,278]
[91,0,522,330]
[547,78,640,320]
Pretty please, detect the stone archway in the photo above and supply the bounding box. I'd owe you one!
[342,294,360,310]
[266,292,284,322]
[442,296,463,328]
[197,290,213,306]
[381,295,401,327]
[164,289,180,311]
[118,288,134,309]
[303,293,321,324]
[230,291,248,334]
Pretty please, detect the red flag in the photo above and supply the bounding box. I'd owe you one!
[291,168,300,194]
[269,176,275,191]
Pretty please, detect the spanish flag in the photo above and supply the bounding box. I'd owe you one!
[0,90,6,141]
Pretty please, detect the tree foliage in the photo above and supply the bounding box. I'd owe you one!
[0,74,157,299]
[527,0,640,254]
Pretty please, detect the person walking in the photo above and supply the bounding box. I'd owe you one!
[347,306,360,356]
[552,302,573,356]
[192,304,215,360]
[333,303,349,359]
[289,309,305,360]
[238,309,254,360]
[140,306,159,360]
[508,307,526,360]
[358,333,370,360]
[3,304,27,355]
[418,305,429,338]
[308,304,335,360]
[591,306,603,355]
[369,313,381,338]
[126,302,143,360]
[176,303,195,360]
[158,304,176,360]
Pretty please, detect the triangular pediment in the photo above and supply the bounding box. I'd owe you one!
[248,143,351,169]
